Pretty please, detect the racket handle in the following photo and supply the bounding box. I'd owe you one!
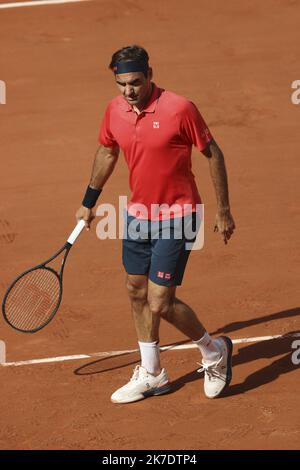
[67,219,86,245]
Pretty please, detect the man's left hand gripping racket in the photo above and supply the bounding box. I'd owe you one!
[2,220,86,333]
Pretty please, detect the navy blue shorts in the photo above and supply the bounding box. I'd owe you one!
[122,212,200,286]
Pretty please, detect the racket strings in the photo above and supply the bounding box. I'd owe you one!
[4,268,61,331]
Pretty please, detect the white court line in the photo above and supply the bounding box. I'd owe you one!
[0,0,90,10]
[1,333,300,368]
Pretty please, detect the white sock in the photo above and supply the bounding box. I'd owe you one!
[138,341,161,375]
[193,332,221,365]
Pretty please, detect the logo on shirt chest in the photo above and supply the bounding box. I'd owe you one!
[153,121,160,129]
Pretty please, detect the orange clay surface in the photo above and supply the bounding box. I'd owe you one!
[0,0,300,450]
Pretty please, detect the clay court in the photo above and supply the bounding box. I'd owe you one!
[0,0,300,450]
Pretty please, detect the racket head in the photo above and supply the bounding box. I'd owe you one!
[2,266,62,333]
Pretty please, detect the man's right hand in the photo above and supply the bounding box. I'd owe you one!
[76,205,95,230]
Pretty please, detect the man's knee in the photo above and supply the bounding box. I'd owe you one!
[148,294,173,317]
[147,281,176,317]
[126,276,148,304]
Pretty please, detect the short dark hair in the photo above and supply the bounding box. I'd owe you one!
[109,45,150,77]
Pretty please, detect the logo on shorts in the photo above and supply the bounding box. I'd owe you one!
[153,121,160,129]
[157,271,171,280]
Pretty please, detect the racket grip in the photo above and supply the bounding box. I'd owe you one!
[67,219,86,245]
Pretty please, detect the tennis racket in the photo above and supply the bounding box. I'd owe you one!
[2,219,86,333]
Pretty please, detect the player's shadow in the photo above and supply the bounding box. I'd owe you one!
[223,331,300,396]
[171,331,300,395]
[207,306,300,395]
[74,351,141,376]
[210,306,300,336]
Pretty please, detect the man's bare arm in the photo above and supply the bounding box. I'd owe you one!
[202,139,229,211]
[89,144,120,190]
[202,139,235,244]
[76,144,119,229]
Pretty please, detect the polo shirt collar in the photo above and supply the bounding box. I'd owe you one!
[120,83,161,113]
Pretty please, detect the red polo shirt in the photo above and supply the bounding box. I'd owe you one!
[99,83,212,220]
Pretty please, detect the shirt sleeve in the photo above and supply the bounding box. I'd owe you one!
[98,103,118,147]
[179,101,213,151]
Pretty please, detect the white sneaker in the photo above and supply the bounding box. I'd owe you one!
[198,336,233,399]
[111,365,171,404]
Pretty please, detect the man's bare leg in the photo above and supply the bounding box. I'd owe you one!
[147,280,221,367]
[147,280,206,340]
[126,274,160,342]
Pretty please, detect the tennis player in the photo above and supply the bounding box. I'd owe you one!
[76,45,235,403]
